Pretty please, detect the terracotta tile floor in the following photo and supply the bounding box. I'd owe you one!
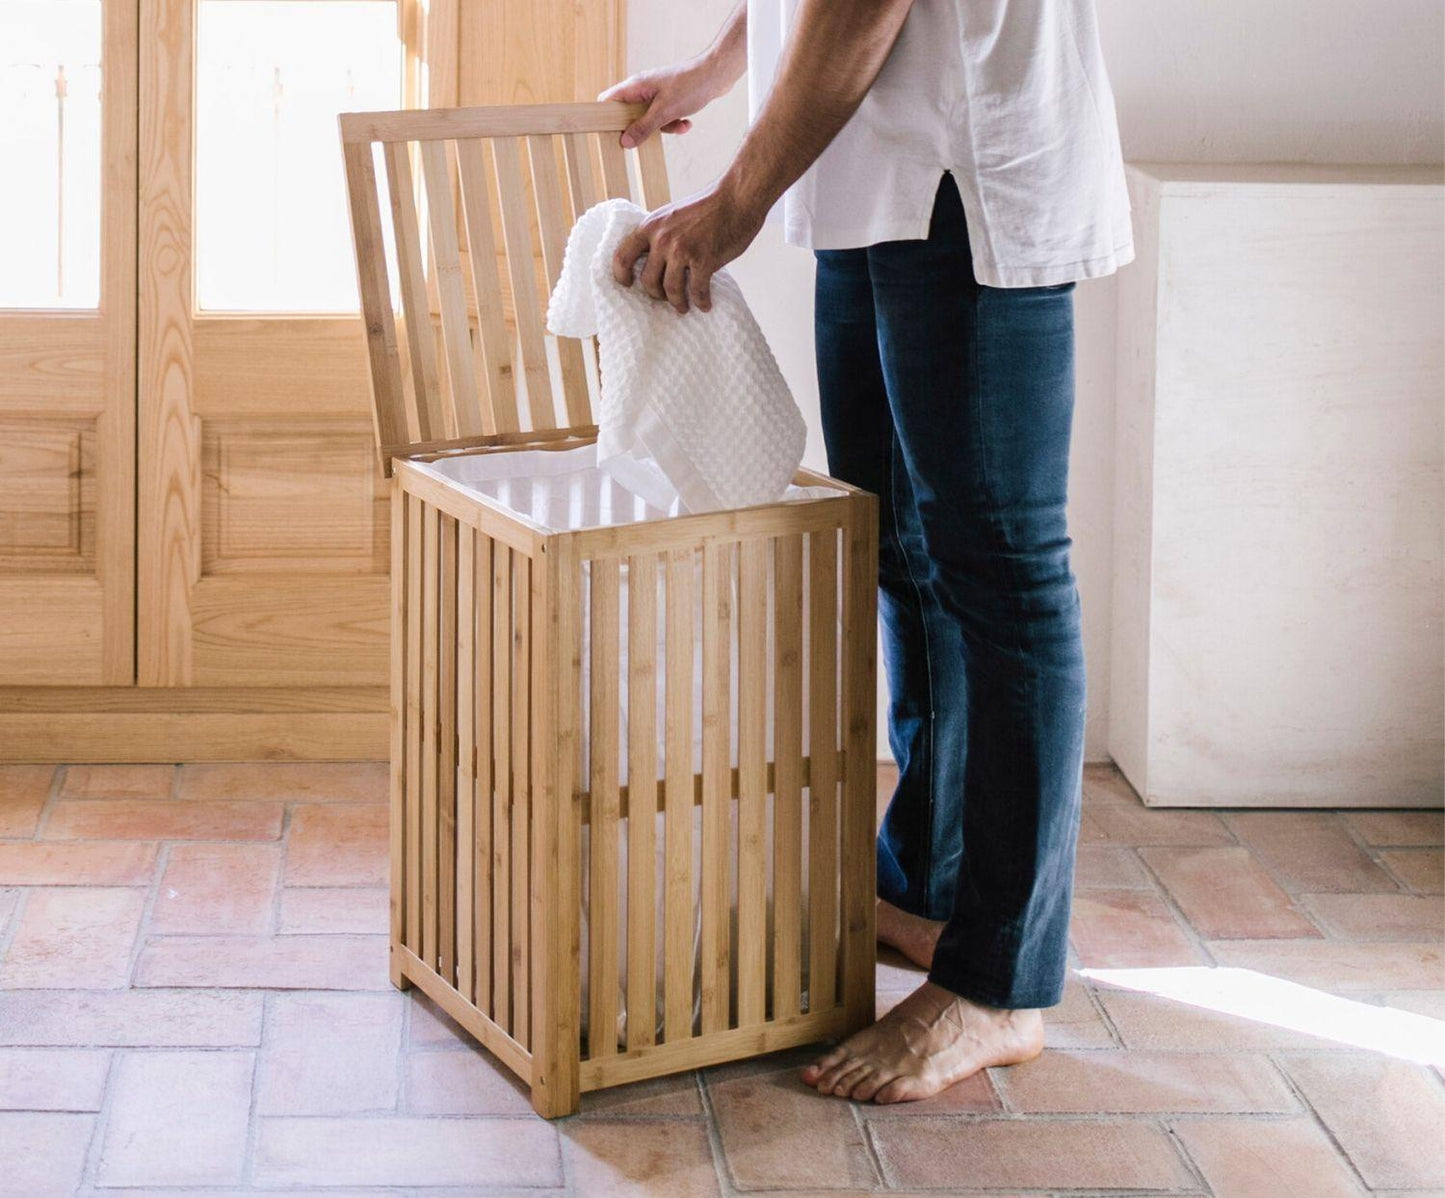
[1,760,1442,1196]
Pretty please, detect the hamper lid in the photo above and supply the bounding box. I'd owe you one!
[339,100,672,476]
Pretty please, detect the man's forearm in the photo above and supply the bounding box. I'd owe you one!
[721,0,915,215]
[698,2,749,96]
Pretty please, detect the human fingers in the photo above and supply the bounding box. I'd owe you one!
[611,229,651,287]
[663,256,689,314]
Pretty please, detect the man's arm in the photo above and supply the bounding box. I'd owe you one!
[614,0,917,314]
[599,3,748,149]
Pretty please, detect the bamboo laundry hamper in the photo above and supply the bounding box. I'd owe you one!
[340,100,878,1118]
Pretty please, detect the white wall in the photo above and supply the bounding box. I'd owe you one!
[625,0,1445,761]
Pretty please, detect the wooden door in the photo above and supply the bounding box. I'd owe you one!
[0,0,136,685]
[136,0,432,691]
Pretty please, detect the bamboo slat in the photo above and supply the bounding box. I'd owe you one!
[383,142,445,440]
[663,548,694,1042]
[405,496,424,954]
[438,517,459,985]
[736,538,767,1026]
[625,553,657,1050]
[389,484,407,980]
[419,141,482,438]
[455,140,518,434]
[595,132,631,201]
[772,534,804,1019]
[807,529,839,1012]
[455,525,476,1002]
[342,142,408,465]
[491,543,513,1030]
[473,532,494,1014]
[634,136,670,209]
[420,504,441,969]
[699,540,731,1034]
[588,558,620,1057]
[562,132,598,222]
[527,135,591,428]
[511,553,532,1049]
[491,137,553,429]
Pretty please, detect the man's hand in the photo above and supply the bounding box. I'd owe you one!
[611,181,765,315]
[598,2,746,148]
[599,64,716,148]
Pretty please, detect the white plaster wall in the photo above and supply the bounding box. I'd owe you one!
[624,0,1445,761]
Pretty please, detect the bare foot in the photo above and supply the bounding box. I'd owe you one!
[876,898,946,971]
[799,980,1044,1104]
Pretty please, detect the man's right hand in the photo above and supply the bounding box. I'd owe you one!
[598,61,725,149]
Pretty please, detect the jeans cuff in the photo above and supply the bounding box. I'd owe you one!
[926,962,1066,1011]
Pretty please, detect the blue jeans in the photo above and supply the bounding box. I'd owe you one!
[814,172,1085,1010]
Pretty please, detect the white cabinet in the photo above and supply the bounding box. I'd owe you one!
[1110,163,1444,807]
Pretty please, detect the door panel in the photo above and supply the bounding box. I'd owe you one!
[0,0,136,685]
[138,0,407,687]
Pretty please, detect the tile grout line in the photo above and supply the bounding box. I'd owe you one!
[75,1035,124,1192]
[28,762,69,841]
[242,990,272,1187]
[695,1066,741,1198]
[1263,1047,1375,1195]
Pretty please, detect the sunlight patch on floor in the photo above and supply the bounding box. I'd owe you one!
[1080,966,1445,1066]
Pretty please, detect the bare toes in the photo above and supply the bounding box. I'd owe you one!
[810,1056,855,1093]
[830,1062,871,1098]
[801,1046,848,1087]
[875,1075,933,1105]
[852,1069,892,1102]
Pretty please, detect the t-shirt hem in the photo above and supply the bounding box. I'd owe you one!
[974,240,1137,287]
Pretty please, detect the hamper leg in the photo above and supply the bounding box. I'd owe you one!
[529,536,581,1118]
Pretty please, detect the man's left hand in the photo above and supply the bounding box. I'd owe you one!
[611,181,765,315]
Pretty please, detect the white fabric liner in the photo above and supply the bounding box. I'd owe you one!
[416,444,847,1047]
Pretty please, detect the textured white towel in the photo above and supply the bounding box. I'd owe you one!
[546,198,807,514]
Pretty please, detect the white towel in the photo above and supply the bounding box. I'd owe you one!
[546,198,808,514]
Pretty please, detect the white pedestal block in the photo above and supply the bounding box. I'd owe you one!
[1110,163,1444,808]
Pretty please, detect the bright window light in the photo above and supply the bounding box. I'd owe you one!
[0,0,102,309]
[1081,966,1445,1066]
[195,0,402,312]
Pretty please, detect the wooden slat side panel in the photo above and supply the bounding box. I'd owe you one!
[491,543,513,1031]
[840,499,879,1030]
[382,142,445,441]
[772,534,804,1020]
[735,538,767,1027]
[511,553,532,1050]
[455,139,518,435]
[473,532,495,1015]
[699,540,731,1035]
[807,528,839,1012]
[662,548,694,1043]
[455,525,476,1003]
[419,140,482,438]
[587,557,620,1058]
[624,553,657,1051]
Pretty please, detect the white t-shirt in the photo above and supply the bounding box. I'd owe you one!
[747,0,1135,287]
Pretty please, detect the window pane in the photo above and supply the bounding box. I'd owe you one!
[0,0,102,309]
[195,0,402,312]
